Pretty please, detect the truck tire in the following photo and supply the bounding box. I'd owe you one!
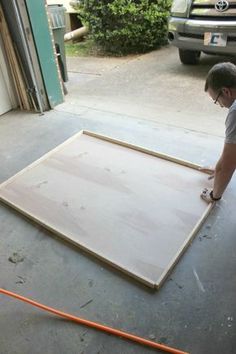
[178,49,201,65]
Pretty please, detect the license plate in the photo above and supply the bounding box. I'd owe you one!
[204,32,227,47]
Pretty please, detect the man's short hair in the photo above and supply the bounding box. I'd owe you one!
[205,62,236,92]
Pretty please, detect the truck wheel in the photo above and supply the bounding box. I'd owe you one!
[178,49,201,65]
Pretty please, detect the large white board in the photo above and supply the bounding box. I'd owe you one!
[0,131,213,288]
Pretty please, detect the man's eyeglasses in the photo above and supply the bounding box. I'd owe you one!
[214,91,222,104]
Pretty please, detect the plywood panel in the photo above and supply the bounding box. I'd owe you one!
[0,131,213,288]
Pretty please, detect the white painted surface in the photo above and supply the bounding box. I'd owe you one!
[0,38,15,116]
[46,0,75,13]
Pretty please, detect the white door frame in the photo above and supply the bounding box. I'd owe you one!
[0,34,17,112]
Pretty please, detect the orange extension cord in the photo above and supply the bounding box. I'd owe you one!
[0,288,189,354]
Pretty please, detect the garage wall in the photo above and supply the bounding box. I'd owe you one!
[0,37,16,115]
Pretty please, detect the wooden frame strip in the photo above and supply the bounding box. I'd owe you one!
[83,130,205,171]
[157,202,214,289]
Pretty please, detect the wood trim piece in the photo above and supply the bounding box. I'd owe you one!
[0,130,84,188]
[83,130,205,171]
[157,202,214,289]
[0,196,158,288]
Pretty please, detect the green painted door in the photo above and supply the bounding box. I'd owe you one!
[25,0,64,108]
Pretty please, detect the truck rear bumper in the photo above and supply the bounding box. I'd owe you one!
[168,17,236,54]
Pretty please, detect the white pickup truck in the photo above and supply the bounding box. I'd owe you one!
[168,0,236,64]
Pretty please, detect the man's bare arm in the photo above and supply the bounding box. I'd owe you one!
[213,143,236,198]
[201,143,236,202]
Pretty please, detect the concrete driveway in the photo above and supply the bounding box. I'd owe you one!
[64,45,229,136]
[0,45,236,354]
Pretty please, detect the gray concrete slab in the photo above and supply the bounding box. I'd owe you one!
[0,45,236,354]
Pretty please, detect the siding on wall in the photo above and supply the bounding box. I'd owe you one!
[46,0,76,13]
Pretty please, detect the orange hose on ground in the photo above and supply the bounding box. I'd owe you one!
[0,288,189,354]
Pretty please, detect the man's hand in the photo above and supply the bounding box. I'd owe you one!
[199,167,215,180]
[201,188,222,203]
[201,188,214,203]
